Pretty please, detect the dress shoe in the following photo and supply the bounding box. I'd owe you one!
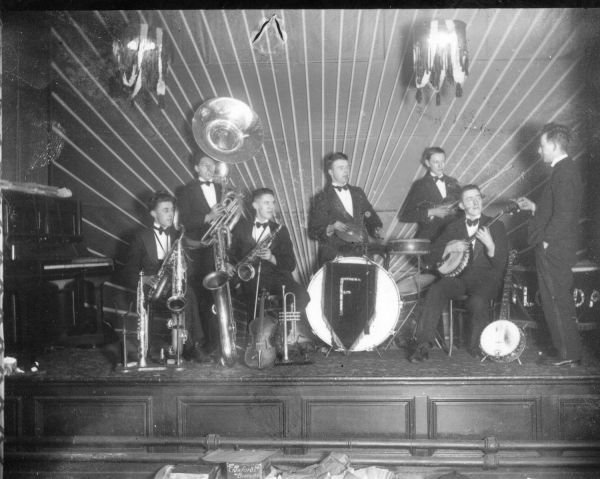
[551,358,582,368]
[409,346,429,363]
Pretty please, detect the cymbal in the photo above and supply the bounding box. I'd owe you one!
[192,97,263,164]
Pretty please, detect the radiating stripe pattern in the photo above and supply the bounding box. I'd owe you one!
[48,9,596,290]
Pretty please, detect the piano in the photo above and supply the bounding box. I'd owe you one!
[2,190,115,354]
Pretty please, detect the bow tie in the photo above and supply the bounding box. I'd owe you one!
[199,180,213,186]
[434,176,444,183]
[334,184,349,191]
[255,222,269,229]
[153,225,171,235]
[466,218,479,227]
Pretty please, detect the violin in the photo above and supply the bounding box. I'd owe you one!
[244,289,278,370]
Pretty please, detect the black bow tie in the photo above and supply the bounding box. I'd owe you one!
[334,184,349,191]
[434,176,444,183]
[199,180,213,186]
[466,218,479,227]
[153,225,171,235]
[255,222,268,229]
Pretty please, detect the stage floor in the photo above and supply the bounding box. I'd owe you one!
[9,333,600,384]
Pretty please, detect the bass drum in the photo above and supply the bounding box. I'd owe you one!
[306,257,401,351]
[480,320,525,363]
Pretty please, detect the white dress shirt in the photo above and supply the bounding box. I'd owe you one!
[431,174,447,199]
[153,223,170,260]
[200,180,217,208]
[466,216,480,246]
[333,183,353,217]
[252,219,271,243]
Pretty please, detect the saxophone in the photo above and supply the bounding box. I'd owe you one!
[235,223,283,281]
[137,272,149,368]
[202,224,238,368]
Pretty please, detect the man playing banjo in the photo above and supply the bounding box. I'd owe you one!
[409,184,509,363]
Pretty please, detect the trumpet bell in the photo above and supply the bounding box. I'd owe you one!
[192,97,263,164]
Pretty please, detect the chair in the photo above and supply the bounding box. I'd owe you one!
[446,295,497,356]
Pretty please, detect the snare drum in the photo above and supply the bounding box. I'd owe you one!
[396,273,437,303]
[387,239,431,256]
[480,320,525,363]
[306,257,401,351]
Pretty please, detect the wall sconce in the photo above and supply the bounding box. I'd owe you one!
[413,20,469,106]
[112,23,170,107]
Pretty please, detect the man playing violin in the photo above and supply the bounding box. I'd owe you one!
[409,184,509,363]
[178,154,226,354]
[400,147,462,242]
[309,152,383,266]
[226,188,311,331]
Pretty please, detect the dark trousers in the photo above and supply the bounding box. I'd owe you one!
[535,244,582,360]
[190,246,220,348]
[415,269,501,352]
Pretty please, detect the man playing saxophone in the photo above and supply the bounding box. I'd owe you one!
[122,191,209,363]
[226,188,311,330]
[178,154,226,355]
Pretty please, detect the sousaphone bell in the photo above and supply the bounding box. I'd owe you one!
[192,97,264,164]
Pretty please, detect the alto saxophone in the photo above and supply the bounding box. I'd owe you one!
[235,222,283,281]
[137,272,149,368]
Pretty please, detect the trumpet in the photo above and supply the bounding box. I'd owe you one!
[278,285,301,364]
[234,222,283,282]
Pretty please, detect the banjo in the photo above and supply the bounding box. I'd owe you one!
[437,204,519,277]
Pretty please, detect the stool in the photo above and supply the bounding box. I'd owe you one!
[447,295,469,356]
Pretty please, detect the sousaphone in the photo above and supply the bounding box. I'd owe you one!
[192,97,264,164]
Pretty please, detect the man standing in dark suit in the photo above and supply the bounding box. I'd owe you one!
[400,147,462,242]
[308,152,383,266]
[178,154,226,353]
[122,191,208,362]
[226,188,310,325]
[409,185,509,362]
[517,123,583,367]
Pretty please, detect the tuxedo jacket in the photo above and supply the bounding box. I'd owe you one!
[426,214,509,283]
[178,179,223,241]
[528,157,582,263]
[122,227,192,289]
[400,172,462,241]
[308,184,383,252]
[229,219,296,279]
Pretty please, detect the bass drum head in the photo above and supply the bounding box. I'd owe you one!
[480,320,525,363]
[306,257,401,351]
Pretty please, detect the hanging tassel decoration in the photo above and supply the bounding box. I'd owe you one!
[156,27,166,109]
[416,88,423,104]
[436,92,441,106]
[456,83,463,98]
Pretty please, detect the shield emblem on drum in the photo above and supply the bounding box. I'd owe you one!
[322,262,378,351]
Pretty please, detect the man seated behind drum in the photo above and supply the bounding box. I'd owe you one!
[400,147,462,242]
[408,184,509,362]
[308,152,384,266]
[122,190,209,363]
[226,188,312,336]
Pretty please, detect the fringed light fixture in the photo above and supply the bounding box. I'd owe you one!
[112,24,170,108]
[413,20,469,106]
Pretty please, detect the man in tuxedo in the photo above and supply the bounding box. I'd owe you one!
[308,152,383,266]
[122,191,208,362]
[409,184,509,362]
[517,123,583,367]
[226,188,310,326]
[178,154,226,353]
[400,147,462,242]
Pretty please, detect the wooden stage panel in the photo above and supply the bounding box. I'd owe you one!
[34,396,153,438]
[5,396,23,438]
[428,397,541,440]
[176,396,288,438]
[559,397,600,440]
[303,397,414,439]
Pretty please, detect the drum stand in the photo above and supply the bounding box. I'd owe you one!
[385,254,425,350]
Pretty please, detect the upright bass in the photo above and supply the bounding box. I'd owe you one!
[245,288,278,370]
